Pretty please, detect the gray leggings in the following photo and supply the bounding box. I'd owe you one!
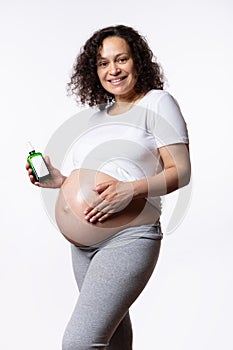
[62,224,162,350]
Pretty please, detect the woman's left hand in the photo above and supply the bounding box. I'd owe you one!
[83,180,134,223]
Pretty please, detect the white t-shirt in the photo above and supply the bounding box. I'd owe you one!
[72,89,189,212]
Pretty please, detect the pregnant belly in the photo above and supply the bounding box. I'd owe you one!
[55,168,160,246]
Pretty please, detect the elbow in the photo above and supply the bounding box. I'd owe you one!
[179,166,191,188]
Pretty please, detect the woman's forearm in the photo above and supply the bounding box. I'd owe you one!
[132,165,191,199]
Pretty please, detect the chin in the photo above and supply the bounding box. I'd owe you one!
[108,87,133,98]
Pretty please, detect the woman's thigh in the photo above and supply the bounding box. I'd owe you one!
[63,237,161,349]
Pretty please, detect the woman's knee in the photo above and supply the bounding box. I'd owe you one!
[62,331,108,350]
[62,330,83,350]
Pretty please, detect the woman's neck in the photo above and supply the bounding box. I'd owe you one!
[109,91,146,116]
[114,89,144,104]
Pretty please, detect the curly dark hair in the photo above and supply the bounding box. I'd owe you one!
[67,25,165,107]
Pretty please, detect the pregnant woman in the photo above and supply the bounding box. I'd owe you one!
[26,25,191,350]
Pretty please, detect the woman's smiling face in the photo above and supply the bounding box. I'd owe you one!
[96,36,138,102]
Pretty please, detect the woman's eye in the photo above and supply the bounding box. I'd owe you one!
[97,57,128,68]
[118,57,128,63]
[98,61,108,68]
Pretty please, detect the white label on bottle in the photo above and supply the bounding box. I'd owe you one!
[31,155,50,177]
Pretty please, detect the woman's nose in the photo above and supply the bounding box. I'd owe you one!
[109,62,120,75]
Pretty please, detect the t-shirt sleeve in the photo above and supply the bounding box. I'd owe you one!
[149,92,189,148]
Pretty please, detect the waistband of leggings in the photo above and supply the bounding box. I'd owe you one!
[79,222,163,250]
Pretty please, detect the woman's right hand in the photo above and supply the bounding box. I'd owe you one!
[25,155,66,189]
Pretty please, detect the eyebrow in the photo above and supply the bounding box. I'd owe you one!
[96,52,129,60]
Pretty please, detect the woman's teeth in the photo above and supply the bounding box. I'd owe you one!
[109,76,126,83]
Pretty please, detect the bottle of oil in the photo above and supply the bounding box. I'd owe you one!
[27,142,51,182]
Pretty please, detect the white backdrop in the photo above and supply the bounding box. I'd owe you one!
[1,0,232,349]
